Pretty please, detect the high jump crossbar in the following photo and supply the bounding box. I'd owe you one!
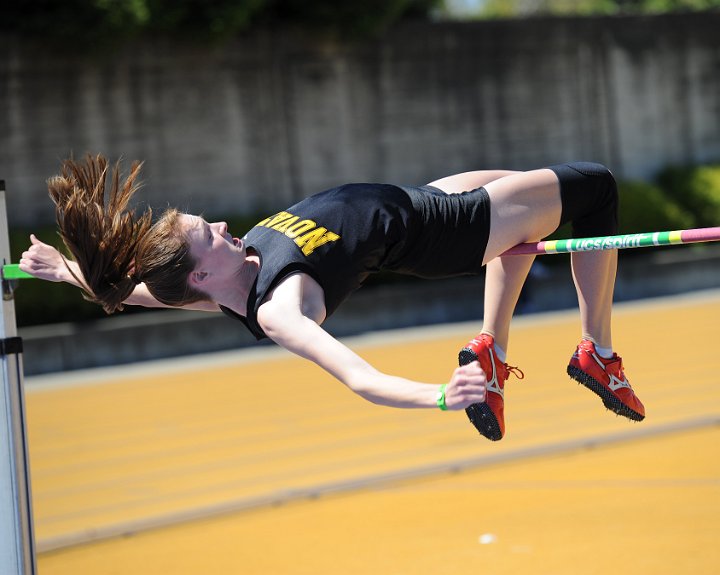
[3,225,720,282]
[1,226,719,283]
[0,181,37,575]
[500,226,720,256]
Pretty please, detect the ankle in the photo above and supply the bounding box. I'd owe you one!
[582,336,613,359]
[480,331,508,362]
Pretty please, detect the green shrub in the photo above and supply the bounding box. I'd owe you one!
[617,180,694,234]
[7,0,442,45]
[656,164,720,227]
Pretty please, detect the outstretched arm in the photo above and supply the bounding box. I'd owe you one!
[257,274,487,410]
[19,235,219,312]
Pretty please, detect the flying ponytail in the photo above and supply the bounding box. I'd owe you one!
[48,154,152,314]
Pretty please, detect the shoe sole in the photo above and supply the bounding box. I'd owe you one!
[459,348,503,441]
[567,365,645,422]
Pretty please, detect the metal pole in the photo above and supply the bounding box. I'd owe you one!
[0,181,37,574]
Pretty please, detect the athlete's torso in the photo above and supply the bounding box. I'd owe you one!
[221,182,490,339]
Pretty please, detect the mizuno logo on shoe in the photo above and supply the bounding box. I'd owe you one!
[568,341,644,421]
[486,348,503,399]
[608,373,632,391]
[588,351,632,390]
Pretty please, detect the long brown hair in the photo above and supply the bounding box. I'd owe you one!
[48,154,207,313]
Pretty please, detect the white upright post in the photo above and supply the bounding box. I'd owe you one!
[0,181,37,574]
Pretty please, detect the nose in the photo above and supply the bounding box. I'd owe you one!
[213,221,228,235]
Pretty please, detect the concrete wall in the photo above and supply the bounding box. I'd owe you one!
[2,13,720,228]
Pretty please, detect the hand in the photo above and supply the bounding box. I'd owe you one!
[19,234,72,283]
[444,361,487,410]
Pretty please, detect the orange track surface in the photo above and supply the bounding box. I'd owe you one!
[28,291,720,575]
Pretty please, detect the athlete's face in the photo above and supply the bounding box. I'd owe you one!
[180,214,246,282]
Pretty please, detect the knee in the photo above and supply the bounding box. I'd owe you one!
[551,162,619,237]
[573,161,618,213]
[577,161,617,198]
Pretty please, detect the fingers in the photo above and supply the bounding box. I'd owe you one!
[18,250,40,273]
[19,235,64,281]
[18,256,36,276]
[445,361,487,410]
[19,247,33,270]
[23,235,41,261]
[23,236,53,258]
[29,234,48,248]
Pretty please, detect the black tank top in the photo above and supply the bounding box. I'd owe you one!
[221,183,490,339]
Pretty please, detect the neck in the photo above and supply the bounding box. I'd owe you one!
[212,253,260,315]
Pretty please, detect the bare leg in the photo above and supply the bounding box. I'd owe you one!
[428,165,641,431]
[428,169,559,355]
[483,249,618,354]
[431,167,618,352]
[427,170,519,193]
[481,170,563,261]
[571,249,617,349]
[480,255,535,352]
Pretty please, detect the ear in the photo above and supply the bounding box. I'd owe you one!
[189,270,209,287]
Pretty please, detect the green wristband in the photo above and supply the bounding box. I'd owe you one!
[436,384,448,411]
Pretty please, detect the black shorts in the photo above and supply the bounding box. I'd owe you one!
[387,184,491,278]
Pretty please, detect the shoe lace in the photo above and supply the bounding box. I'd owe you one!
[503,363,525,380]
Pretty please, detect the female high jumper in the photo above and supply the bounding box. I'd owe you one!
[20,155,644,441]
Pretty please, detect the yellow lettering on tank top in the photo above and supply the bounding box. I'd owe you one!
[284,220,316,238]
[294,228,340,255]
[257,212,293,228]
[256,215,273,227]
[271,215,299,233]
[254,211,341,256]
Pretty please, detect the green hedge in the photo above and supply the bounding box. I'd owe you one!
[617,180,694,234]
[656,164,720,227]
[617,163,720,233]
[6,0,441,45]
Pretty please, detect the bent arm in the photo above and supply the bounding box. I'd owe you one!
[19,235,219,312]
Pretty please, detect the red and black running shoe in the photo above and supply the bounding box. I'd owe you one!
[567,340,645,421]
[459,334,524,441]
